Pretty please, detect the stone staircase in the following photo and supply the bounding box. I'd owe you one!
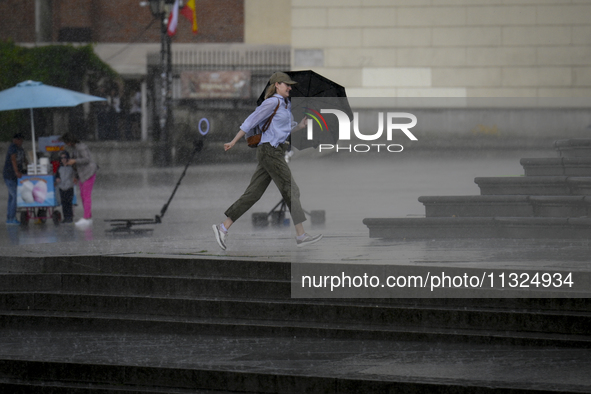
[364,139,591,239]
[1,254,590,392]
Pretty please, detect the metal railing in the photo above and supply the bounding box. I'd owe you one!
[147,44,291,99]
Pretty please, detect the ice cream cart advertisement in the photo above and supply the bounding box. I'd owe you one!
[17,175,56,208]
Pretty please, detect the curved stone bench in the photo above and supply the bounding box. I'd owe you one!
[521,157,591,176]
[554,139,591,158]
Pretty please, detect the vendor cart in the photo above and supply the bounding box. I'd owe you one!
[17,173,62,226]
[0,80,104,226]
[16,135,70,226]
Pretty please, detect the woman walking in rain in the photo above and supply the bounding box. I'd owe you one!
[212,72,322,250]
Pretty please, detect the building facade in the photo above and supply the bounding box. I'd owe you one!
[2,0,591,155]
[4,0,589,98]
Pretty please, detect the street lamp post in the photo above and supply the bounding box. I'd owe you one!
[144,0,174,166]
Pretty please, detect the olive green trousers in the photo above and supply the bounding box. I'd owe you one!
[224,143,307,225]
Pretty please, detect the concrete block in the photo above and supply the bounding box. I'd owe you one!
[291,28,362,47]
[573,67,591,86]
[294,49,325,67]
[555,139,591,158]
[537,46,591,66]
[530,196,589,217]
[291,8,328,27]
[363,217,500,239]
[537,4,591,25]
[418,195,533,217]
[436,0,505,4]
[502,67,572,87]
[502,0,569,4]
[466,5,536,25]
[569,177,591,195]
[475,176,572,195]
[363,217,591,239]
[562,158,591,176]
[344,87,399,97]
[365,0,430,5]
[520,158,564,176]
[397,47,466,67]
[433,27,501,46]
[466,87,538,97]
[502,26,572,46]
[432,68,501,87]
[363,27,432,47]
[572,26,591,46]
[396,88,467,97]
[292,0,361,7]
[466,47,537,67]
[363,67,431,87]
[298,67,361,88]
[328,7,397,27]
[537,88,591,98]
[326,48,397,68]
[396,6,466,27]
[521,157,591,177]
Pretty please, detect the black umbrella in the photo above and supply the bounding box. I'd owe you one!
[257,70,353,149]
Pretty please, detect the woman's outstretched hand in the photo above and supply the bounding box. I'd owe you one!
[296,116,308,131]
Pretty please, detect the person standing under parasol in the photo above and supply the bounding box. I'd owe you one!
[60,132,98,229]
[212,72,323,250]
[3,133,27,225]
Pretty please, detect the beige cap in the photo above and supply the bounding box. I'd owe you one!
[269,72,297,85]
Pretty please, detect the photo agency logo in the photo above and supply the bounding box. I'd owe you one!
[292,98,418,153]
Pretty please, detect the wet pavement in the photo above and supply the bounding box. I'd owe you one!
[1,148,591,392]
[1,148,589,272]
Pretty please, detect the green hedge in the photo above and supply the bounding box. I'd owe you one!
[0,41,118,141]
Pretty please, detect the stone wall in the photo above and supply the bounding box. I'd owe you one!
[291,0,591,99]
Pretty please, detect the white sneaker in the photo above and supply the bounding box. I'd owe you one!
[296,233,323,247]
[212,224,227,250]
[75,218,93,229]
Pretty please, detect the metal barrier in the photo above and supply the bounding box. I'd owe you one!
[148,44,291,100]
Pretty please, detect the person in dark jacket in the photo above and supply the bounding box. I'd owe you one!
[3,133,27,224]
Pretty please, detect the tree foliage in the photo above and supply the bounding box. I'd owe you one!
[0,41,118,141]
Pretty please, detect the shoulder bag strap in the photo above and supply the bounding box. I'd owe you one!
[261,98,282,133]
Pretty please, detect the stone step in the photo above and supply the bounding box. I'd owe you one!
[0,273,290,299]
[521,157,591,176]
[5,310,590,348]
[419,195,532,217]
[419,195,591,217]
[363,217,591,239]
[2,292,590,337]
[3,271,589,311]
[0,378,230,394]
[554,139,591,158]
[474,176,591,195]
[3,357,585,394]
[0,255,291,279]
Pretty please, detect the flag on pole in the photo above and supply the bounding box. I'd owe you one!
[180,0,198,34]
[167,0,180,36]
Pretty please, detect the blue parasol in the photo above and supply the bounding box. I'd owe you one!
[0,80,106,172]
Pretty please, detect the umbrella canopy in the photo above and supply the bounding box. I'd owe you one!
[256,70,353,149]
[0,80,106,110]
[0,80,106,172]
